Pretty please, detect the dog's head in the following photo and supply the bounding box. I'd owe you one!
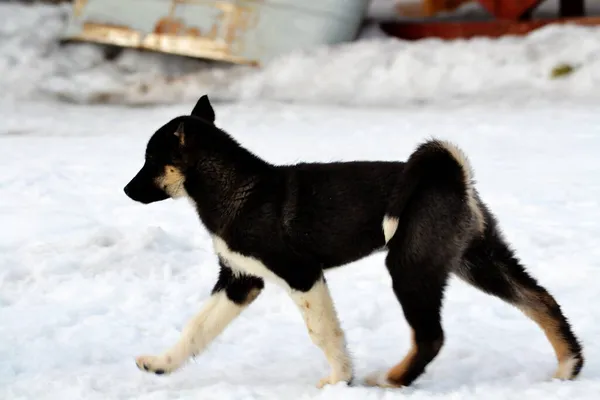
[123,94,216,204]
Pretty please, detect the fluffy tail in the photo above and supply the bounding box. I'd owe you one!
[382,139,484,245]
[381,138,584,382]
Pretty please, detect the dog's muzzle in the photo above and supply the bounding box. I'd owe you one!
[124,165,169,204]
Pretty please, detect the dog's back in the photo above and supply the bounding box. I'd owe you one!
[276,161,405,268]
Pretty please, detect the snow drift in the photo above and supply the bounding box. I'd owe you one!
[2,2,600,106]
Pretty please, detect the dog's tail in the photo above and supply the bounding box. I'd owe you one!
[382,139,584,381]
[382,139,484,245]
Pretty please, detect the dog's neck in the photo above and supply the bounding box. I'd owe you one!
[183,148,271,235]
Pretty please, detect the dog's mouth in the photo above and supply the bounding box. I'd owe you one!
[124,176,170,204]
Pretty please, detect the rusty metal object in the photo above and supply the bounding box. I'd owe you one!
[63,0,262,66]
[73,0,86,16]
[62,0,370,66]
[75,21,258,66]
[65,0,260,66]
[380,16,600,41]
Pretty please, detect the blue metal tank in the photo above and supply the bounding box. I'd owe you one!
[62,0,371,66]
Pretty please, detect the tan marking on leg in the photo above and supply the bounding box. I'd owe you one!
[365,330,417,388]
[387,331,418,385]
[290,278,353,388]
[518,290,577,379]
[520,306,570,363]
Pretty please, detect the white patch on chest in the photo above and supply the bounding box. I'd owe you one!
[212,235,289,288]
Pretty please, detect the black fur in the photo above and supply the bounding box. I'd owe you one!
[191,95,215,123]
[123,95,584,387]
[458,203,584,376]
[212,261,264,305]
[381,141,476,386]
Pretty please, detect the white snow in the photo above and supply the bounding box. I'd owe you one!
[4,2,600,106]
[1,2,600,399]
[2,98,599,399]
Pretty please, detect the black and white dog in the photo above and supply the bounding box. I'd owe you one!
[123,95,583,388]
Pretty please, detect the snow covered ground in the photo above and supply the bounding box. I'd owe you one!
[2,2,600,399]
[3,2,600,107]
[1,98,600,399]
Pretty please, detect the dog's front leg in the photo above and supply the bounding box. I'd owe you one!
[136,262,264,375]
[289,275,353,388]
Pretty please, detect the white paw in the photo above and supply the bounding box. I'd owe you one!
[364,370,397,388]
[316,371,353,388]
[135,354,180,375]
[553,356,581,380]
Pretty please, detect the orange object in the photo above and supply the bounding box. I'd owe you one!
[382,0,592,41]
[424,0,476,16]
[477,0,541,19]
[380,16,600,41]
[396,0,475,17]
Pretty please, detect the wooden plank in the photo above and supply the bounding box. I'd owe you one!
[379,16,600,41]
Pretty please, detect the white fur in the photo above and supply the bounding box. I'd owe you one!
[382,215,399,244]
[165,182,188,199]
[364,370,396,388]
[135,290,244,374]
[553,356,579,380]
[212,235,289,287]
[290,278,353,388]
[438,140,485,233]
[213,235,352,387]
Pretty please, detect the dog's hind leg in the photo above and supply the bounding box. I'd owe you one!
[135,262,264,375]
[367,139,478,388]
[366,243,452,388]
[289,275,353,388]
[457,212,584,380]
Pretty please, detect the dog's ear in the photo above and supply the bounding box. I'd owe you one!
[173,121,186,146]
[191,95,215,123]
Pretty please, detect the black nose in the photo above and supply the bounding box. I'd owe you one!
[124,184,133,198]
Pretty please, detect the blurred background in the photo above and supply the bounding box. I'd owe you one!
[2,0,600,107]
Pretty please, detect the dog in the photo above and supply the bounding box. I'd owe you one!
[123,95,584,388]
